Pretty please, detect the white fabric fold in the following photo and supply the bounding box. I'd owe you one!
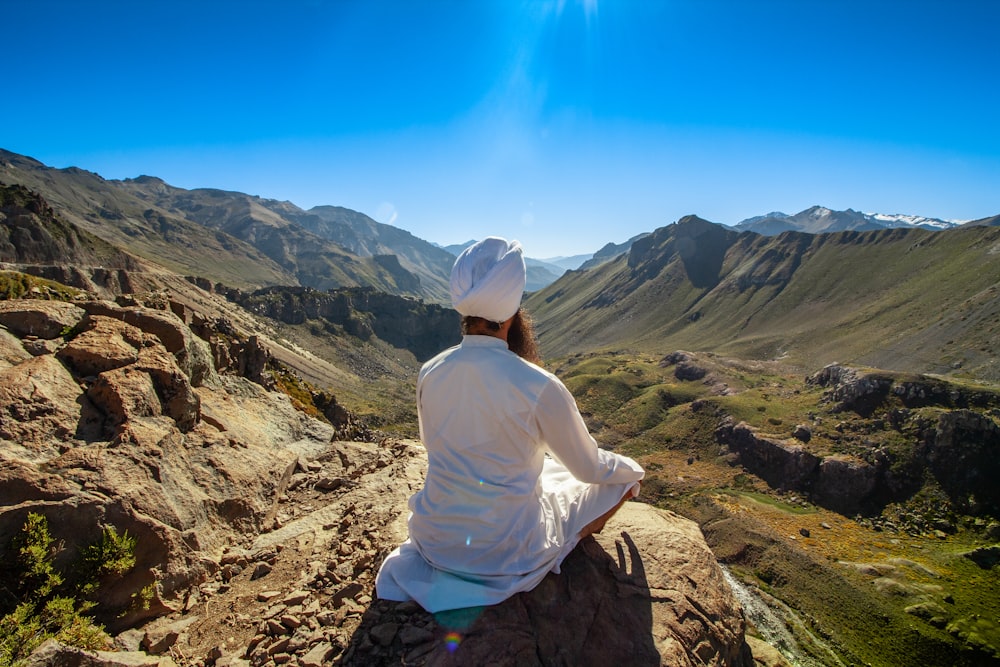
[375,335,644,613]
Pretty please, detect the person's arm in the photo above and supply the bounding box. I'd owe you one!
[534,378,644,484]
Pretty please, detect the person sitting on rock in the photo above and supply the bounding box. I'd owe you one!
[375,236,644,613]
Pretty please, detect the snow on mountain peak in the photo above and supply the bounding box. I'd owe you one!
[864,212,963,231]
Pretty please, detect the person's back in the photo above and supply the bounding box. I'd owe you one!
[408,334,561,575]
[375,237,643,613]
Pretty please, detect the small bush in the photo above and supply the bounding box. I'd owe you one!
[0,513,141,665]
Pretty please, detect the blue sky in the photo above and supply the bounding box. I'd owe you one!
[4,1,998,258]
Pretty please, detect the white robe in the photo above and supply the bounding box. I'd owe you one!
[375,335,644,612]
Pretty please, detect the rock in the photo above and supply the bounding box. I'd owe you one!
[791,424,811,443]
[0,299,85,339]
[744,635,793,667]
[369,622,399,646]
[143,616,200,654]
[716,422,820,491]
[0,354,95,456]
[812,455,878,515]
[905,601,951,628]
[963,545,1000,569]
[0,326,33,368]
[25,637,179,666]
[58,314,147,376]
[806,365,893,414]
[928,410,1000,515]
[299,642,335,667]
[675,361,708,381]
[341,502,752,666]
[252,562,274,580]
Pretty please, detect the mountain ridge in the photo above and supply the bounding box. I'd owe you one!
[734,205,973,235]
[527,215,1000,384]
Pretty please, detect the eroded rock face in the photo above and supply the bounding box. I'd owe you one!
[812,455,878,514]
[0,297,334,629]
[715,421,877,515]
[929,410,1000,514]
[717,421,821,491]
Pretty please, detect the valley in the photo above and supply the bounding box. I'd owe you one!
[548,349,1000,665]
[1,149,998,666]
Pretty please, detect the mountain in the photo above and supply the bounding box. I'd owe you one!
[735,206,966,235]
[0,150,449,301]
[577,232,650,270]
[282,204,454,302]
[0,183,140,270]
[538,253,593,271]
[965,213,1000,227]
[527,215,1000,383]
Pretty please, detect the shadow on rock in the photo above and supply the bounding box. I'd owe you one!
[338,503,752,666]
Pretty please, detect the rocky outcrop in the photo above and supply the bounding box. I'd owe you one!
[716,421,878,515]
[808,364,1000,413]
[234,286,460,361]
[3,295,756,665]
[927,410,1000,514]
[717,401,1000,518]
[342,502,752,666]
[24,638,178,666]
[717,421,822,491]
[0,296,335,629]
[806,365,894,416]
[149,439,754,666]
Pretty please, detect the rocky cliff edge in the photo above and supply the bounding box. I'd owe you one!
[0,296,754,666]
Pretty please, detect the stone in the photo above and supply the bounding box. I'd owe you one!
[25,638,179,666]
[299,642,334,667]
[341,503,752,666]
[143,616,200,654]
[369,622,399,646]
[57,314,146,376]
[0,354,92,455]
[0,299,85,339]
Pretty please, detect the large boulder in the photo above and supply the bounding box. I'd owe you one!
[0,298,85,338]
[341,502,752,666]
[58,314,148,376]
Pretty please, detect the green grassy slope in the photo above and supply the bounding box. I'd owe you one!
[527,217,1000,383]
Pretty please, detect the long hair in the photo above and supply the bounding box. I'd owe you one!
[461,310,541,365]
[507,310,541,365]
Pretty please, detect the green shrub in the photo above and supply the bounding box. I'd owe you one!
[77,526,137,596]
[0,513,141,665]
[10,513,63,601]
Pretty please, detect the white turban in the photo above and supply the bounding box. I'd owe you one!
[450,237,526,323]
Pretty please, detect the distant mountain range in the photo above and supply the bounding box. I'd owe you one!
[732,206,993,236]
[2,147,999,383]
[0,149,454,302]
